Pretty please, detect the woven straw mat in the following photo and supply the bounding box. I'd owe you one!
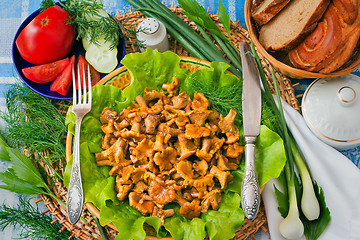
[35,6,300,240]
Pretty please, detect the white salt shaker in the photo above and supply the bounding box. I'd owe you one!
[136,18,169,53]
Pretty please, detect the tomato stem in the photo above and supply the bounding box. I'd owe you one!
[41,17,49,27]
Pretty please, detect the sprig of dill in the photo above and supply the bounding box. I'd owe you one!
[40,0,55,12]
[188,78,243,120]
[41,0,143,52]
[60,0,121,50]
[0,195,73,240]
[186,76,278,131]
[0,81,67,178]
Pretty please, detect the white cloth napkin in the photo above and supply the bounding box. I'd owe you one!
[262,101,360,240]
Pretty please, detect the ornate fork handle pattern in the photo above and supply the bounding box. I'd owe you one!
[67,116,84,224]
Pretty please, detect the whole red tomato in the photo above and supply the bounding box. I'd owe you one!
[16,5,75,65]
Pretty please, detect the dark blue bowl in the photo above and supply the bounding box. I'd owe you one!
[12,5,126,100]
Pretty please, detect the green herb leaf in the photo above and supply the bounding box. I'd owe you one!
[61,0,120,49]
[180,61,242,121]
[6,147,47,189]
[274,172,289,218]
[178,0,228,42]
[1,82,67,170]
[301,182,331,240]
[217,0,231,40]
[0,134,10,161]
[40,0,55,12]
[0,195,73,239]
[0,169,46,195]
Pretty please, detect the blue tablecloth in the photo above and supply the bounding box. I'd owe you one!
[0,0,359,239]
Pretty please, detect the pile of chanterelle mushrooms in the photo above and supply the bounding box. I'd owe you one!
[95,77,244,223]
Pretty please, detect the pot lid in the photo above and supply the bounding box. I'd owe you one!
[138,18,160,35]
[302,74,360,149]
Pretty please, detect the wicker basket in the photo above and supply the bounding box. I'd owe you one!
[245,0,360,79]
[35,5,300,240]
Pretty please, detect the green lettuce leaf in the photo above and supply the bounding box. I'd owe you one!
[64,142,118,207]
[100,203,162,240]
[65,49,190,153]
[65,84,127,150]
[227,125,286,193]
[255,125,287,186]
[202,192,244,240]
[121,48,190,98]
[164,206,206,240]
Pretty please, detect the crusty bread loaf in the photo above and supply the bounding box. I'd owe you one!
[258,0,330,51]
[332,0,358,24]
[289,1,360,73]
[251,0,290,26]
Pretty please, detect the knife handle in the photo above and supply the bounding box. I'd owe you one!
[241,136,260,221]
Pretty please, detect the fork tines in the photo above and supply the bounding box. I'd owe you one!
[72,63,92,105]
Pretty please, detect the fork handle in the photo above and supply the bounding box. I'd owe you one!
[67,116,84,225]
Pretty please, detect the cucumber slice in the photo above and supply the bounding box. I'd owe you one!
[85,39,118,73]
[82,34,91,51]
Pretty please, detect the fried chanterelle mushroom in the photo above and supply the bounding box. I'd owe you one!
[96,77,244,223]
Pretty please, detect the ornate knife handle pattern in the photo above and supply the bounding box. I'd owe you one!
[241,136,260,221]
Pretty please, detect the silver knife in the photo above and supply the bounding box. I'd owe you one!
[239,41,261,221]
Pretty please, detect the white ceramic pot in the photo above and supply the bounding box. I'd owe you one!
[302,74,360,150]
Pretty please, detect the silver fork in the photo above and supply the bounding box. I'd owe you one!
[67,63,92,225]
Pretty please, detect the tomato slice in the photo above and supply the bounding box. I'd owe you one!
[22,58,69,84]
[50,55,75,96]
[76,55,100,89]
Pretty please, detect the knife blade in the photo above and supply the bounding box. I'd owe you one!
[239,41,261,221]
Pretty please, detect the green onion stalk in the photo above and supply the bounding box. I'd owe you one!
[253,46,321,238]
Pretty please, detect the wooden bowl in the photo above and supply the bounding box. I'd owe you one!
[244,0,360,79]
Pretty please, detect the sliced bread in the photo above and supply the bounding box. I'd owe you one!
[252,0,290,26]
[258,0,330,51]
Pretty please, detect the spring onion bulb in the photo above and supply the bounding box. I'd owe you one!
[291,140,320,221]
[279,162,304,239]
